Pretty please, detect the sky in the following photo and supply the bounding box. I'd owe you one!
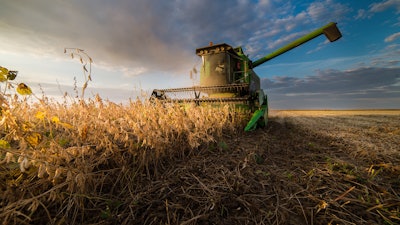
[0,0,399,109]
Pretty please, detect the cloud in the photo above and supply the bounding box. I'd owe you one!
[385,32,400,42]
[0,0,351,78]
[370,0,400,13]
[355,9,367,20]
[246,0,350,58]
[306,0,351,22]
[356,0,400,20]
[0,0,195,75]
[306,39,330,54]
[261,67,400,109]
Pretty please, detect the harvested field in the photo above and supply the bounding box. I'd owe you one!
[132,110,400,225]
[1,107,399,224]
[128,110,400,224]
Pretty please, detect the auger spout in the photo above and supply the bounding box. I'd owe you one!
[251,22,342,68]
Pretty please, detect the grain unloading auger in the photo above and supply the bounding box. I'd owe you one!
[151,22,342,131]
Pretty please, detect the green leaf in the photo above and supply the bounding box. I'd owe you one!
[0,67,9,82]
[0,140,11,149]
[7,71,17,80]
[17,83,32,95]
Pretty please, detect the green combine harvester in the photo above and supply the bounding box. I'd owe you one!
[151,22,342,131]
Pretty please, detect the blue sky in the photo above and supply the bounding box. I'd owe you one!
[0,0,399,109]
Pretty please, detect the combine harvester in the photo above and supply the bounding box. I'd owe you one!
[151,22,342,131]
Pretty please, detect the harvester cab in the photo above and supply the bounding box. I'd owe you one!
[151,22,342,131]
